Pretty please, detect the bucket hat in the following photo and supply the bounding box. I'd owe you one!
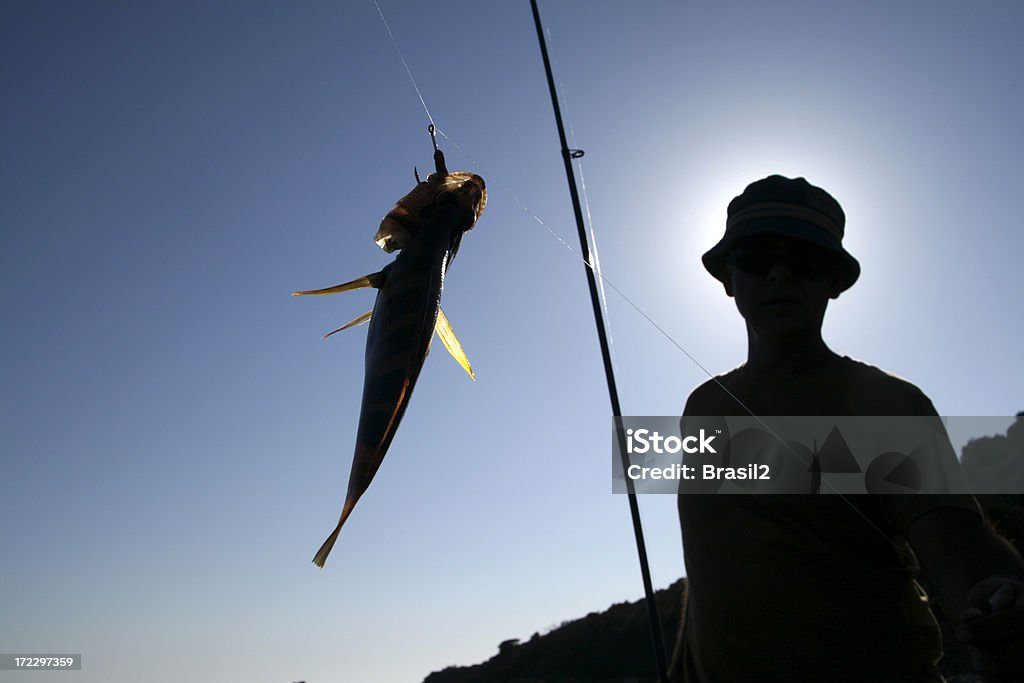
[702,175,860,291]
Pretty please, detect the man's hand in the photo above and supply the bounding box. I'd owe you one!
[957,575,1024,682]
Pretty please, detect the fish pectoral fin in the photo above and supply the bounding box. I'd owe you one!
[323,310,373,339]
[292,271,384,297]
[435,307,475,381]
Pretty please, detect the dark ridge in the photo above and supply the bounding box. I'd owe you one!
[422,578,685,683]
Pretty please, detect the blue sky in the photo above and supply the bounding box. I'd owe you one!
[2,1,1022,681]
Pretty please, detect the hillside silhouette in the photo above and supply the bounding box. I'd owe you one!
[423,579,684,683]
[424,416,1022,683]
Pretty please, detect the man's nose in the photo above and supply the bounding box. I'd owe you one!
[765,257,796,282]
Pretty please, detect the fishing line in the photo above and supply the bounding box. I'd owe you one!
[436,127,769,423]
[367,0,951,546]
[478,143,942,590]
[367,0,959,663]
[446,124,928,606]
[438,115,919,583]
[436,128,581,252]
[372,0,435,129]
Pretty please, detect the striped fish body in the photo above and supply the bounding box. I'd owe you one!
[351,202,470,508]
[312,199,478,566]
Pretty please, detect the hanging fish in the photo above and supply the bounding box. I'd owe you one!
[294,129,486,568]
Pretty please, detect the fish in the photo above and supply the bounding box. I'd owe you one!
[293,142,486,567]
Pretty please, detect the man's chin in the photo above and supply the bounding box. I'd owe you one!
[750,315,814,337]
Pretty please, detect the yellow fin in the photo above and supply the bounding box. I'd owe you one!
[323,310,373,339]
[435,308,475,381]
[292,272,382,296]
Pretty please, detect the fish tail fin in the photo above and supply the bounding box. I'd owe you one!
[292,271,383,297]
[312,527,340,568]
[312,498,356,568]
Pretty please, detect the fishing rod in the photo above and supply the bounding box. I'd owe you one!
[529,1,669,680]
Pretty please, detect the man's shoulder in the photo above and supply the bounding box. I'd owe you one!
[684,367,745,415]
[837,356,919,386]
[835,356,938,415]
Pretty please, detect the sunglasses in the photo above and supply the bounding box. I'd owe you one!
[727,237,840,280]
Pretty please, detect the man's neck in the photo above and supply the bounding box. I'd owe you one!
[744,331,838,378]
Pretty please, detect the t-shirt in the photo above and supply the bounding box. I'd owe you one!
[676,357,981,682]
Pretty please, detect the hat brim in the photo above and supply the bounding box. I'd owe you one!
[702,217,860,292]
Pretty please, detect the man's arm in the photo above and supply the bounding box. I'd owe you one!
[668,381,729,682]
[908,506,1022,617]
[907,505,1024,678]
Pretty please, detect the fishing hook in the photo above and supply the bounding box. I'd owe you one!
[429,124,448,175]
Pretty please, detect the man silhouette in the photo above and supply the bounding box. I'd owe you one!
[668,175,1024,682]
